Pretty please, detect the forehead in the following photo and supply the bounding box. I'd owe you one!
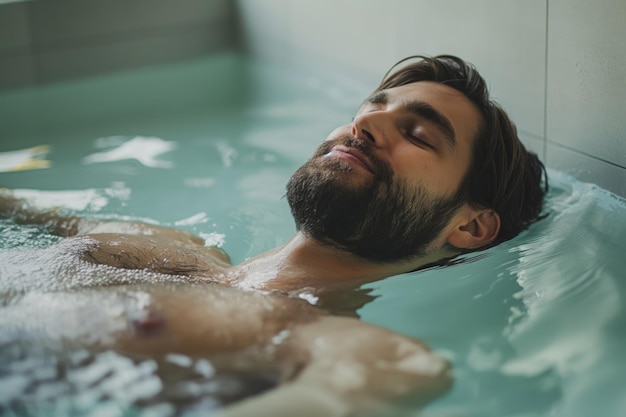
[380,81,483,149]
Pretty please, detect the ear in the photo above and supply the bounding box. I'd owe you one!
[446,209,501,250]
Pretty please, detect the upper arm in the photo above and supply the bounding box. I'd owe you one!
[1,190,212,247]
[1,189,230,266]
[75,221,231,264]
[78,233,229,274]
[292,316,452,406]
[225,316,452,417]
[2,191,200,242]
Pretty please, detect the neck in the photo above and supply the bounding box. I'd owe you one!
[226,232,456,292]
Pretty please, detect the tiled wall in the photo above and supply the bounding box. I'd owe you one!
[237,0,626,198]
[0,0,237,89]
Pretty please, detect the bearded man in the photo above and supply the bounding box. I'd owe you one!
[0,55,546,416]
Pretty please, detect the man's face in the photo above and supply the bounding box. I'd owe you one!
[286,81,482,263]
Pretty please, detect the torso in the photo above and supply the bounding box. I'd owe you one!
[0,233,363,360]
[1,248,322,396]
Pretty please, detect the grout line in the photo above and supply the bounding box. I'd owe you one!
[24,0,41,86]
[518,129,544,141]
[543,0,550,162]
[547,140,626,170]
[30,20,224,54]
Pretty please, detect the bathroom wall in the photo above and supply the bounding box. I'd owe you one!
[0,0,237,89]
[236,0,626,198]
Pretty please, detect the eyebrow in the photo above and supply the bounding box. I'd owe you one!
[365,90,457,149]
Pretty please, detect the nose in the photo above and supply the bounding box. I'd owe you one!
[350,111,389,147]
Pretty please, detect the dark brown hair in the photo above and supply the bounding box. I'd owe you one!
[377,55,548,242]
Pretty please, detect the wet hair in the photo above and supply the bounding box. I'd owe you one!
[377,55,548,242]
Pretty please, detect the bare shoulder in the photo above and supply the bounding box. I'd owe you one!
[77,232,231,276]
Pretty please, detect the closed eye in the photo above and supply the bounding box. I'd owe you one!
[406,132,435,150]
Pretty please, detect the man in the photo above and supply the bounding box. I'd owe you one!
[0,55,546,416]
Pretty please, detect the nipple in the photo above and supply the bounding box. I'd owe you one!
[130,311,165,336]
[124,291,165,336]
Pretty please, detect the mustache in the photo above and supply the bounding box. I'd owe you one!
[315,135,393,181]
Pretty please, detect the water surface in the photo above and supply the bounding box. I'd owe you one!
[1,53,625,416]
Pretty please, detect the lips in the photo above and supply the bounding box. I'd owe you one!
[327,145,375,174]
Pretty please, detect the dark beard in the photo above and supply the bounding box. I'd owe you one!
[286,137,465,263]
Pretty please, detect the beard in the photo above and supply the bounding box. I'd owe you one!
[286,136,465,263]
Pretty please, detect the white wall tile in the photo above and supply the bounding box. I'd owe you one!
[27,0,232,49]
[0,1,31,51]
[0,53,35,90]
[520,132,545,161]
[126,0,231,30]
[28,0,140,47]
[236,0,292,62]
[547,142,626,197]
[35,23,232,83]
[286,0,398,83]
[547,0,626,168]
[394,0,547,140]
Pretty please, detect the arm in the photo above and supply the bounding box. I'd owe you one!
[0,189,83,236]
[222,316,452,417]
[0,189,202,241]
[0,189,230,266]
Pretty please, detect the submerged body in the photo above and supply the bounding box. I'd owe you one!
[0,199,451,416]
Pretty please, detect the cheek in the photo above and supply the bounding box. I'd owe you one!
[439,159,469,193]
[393,154,460,196]
[389,148,433,181]
[427,165,466,195]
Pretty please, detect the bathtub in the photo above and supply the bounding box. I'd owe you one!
[1,51,625,417]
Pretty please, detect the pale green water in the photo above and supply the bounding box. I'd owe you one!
[1,53,625,416]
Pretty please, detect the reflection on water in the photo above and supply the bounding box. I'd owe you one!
[83,137,178,169]
[0,145,51,173]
